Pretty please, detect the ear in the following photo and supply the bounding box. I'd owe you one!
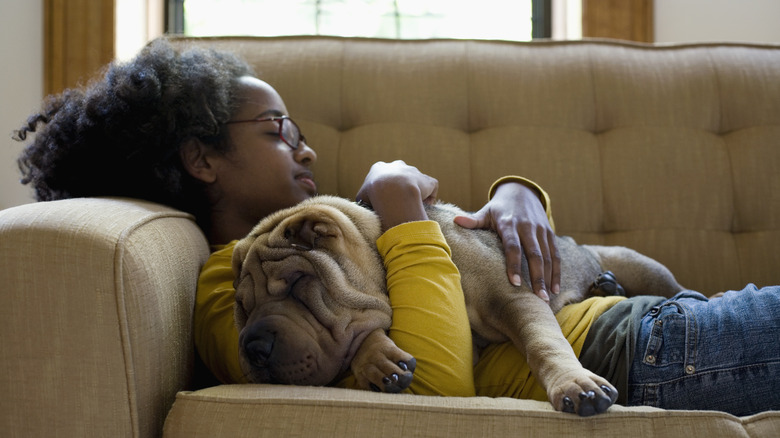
[180,138,218,184]
[283,213,342,251]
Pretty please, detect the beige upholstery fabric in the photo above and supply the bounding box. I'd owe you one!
[2,38,779,437]
[163,385,780,438]
[0,198,210,437]
[186,37,780,294]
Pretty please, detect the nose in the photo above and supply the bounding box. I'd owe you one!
[295,141,317,165]
[243,329,276,365]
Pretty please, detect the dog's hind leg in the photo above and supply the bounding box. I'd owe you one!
[584,245,684,298]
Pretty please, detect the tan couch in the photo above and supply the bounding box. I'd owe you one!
[1,36,778,437]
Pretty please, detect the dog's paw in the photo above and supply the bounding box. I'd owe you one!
[351,329,416,393]
[589,271,625,297]
[548,371,618,416]
[368,358,417,393]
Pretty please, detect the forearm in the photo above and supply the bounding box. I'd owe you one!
[377,221,475,397]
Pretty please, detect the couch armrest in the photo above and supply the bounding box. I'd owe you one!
[0,198,210,437]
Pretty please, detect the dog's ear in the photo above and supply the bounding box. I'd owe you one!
[283,214,342,251]
[232,236,253,280]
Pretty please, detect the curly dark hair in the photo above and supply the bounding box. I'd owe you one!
[14,37,255,222]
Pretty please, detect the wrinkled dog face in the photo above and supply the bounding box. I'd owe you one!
[233,196,391,386]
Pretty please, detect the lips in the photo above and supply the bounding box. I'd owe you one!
[296,171,317,193]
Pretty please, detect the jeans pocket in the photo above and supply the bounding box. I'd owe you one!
[641,305,688,367]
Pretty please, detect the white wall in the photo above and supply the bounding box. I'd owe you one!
[655,0,780,43]
[0,0,42,210]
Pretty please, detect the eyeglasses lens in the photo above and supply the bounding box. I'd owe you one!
[281,119,300,149]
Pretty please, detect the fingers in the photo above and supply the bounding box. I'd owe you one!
[550,233,561,295]
[457,208,559,300]
[454,208,530,289]
[422,183,439,206]
[355,161,438,230]
[453,210,536,293]
[356,160,439,230]
[520,225,561,299]
[356,160,438,207]
[499,226,528,289]
[545,228,561,295]
[452,210,488,230]
[518,227,550,301]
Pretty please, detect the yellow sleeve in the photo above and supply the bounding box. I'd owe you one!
[336,221,475,396]
[380,220,475,396]
[193,241,247,384]
[488,175,555,231]
[473,296,624,400]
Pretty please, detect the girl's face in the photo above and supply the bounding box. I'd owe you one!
[209,76,318,235]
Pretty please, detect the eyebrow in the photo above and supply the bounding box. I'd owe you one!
[252,109,286,119]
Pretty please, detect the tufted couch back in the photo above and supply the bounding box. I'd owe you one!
[179,37,780,295]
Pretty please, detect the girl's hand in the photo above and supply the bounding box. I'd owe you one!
[355,160,438,231]
[453,182,560,302]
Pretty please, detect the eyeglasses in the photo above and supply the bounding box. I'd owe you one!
[225,115,306,150]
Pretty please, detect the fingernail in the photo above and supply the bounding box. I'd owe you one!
[540,289,550,302]
[511,274,522,286]
[552,284,560,295]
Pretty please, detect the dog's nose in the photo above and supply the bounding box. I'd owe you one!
[244,330,275,365]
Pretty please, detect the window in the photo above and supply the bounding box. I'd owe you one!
[166,0,555,42]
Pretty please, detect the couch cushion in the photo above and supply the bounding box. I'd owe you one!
[163,385,780,438]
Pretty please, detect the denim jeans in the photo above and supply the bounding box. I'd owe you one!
[627,285,780,416]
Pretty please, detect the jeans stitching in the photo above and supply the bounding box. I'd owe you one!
[678,300,699,373]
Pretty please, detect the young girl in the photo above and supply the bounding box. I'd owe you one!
[15,38,780,417]
[14,37,558,396]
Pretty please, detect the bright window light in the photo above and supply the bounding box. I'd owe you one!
[182,0,534,41]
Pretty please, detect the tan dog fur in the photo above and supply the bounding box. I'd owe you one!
[232,195,683,415]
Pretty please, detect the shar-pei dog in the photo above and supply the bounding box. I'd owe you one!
[232,195,683,416]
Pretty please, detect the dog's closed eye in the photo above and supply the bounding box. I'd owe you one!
[290,242,312,251]
[284,225,314,251]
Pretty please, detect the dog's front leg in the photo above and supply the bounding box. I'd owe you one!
[502,296,618,416]
[351,328,417,393]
